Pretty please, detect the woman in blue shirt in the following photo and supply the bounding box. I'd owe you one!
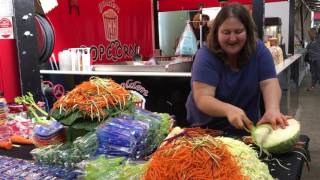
[186,3,289,136]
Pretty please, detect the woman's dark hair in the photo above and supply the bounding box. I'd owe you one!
[206,3,257,68]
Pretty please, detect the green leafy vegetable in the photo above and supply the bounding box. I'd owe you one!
[15,92,51,123]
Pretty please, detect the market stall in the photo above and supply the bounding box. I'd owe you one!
[0,0,312,179]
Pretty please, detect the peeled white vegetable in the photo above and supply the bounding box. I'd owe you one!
[251,118,300,154]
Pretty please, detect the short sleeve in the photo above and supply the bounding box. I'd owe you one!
[191,47,220,86]
[256,41,277,81]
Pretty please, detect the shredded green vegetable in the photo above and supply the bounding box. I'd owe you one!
[216,137,274,180]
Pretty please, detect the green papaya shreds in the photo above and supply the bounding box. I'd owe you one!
[216,137,273,180]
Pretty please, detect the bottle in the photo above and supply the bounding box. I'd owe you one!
[133,46,142,62]
[0,91,8,125]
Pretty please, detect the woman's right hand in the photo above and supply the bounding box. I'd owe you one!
[226,105,253,130]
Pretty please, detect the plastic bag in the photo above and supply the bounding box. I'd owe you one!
[175,22,198,56]
[95,117,149,159]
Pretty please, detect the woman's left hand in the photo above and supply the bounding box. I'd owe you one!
[257,110,290,130]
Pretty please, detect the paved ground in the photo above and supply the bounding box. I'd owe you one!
[297,74,320,180]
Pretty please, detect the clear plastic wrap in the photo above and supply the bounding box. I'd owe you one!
[128,108,172,156]
[32,120,66,147]
[85,156,146,180]
[95,117,149,159]
[0,155,80,179]
[31,131,97,168]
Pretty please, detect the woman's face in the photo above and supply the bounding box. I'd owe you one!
[218,17,247,57]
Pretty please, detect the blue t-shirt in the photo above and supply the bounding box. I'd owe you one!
[185,40,276,135]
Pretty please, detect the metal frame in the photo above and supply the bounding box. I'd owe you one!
[288,0,295,54]
[252,0,265,39]
[12,0,41,100]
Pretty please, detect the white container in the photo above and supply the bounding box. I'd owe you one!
[70,50,77,71]
[58,50,72,71]
[81,48,91,71]
[76,50,82,71]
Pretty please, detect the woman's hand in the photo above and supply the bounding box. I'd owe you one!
[259,79,289,130]
[226,105,253,130]
[257,110,290,130]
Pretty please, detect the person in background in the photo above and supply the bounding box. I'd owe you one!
[185,3,289,136]
[207,18,215,30]
[192,13,210,46]
[306,27,320,91]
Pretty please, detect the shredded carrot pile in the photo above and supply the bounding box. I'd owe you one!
[143,128,247,180]
[53,77,130,120]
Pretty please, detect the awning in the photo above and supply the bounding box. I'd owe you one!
[158,0,288,12]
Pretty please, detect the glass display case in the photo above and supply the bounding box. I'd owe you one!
[264,17,284,65]
[264,17,282,46]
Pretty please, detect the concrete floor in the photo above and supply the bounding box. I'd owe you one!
[296,74,320,180]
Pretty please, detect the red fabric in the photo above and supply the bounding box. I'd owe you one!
[47,0,154,64]
[0,40,21,102]
[158,0,288,12]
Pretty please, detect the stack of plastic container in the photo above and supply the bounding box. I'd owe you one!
[32,120,65,147]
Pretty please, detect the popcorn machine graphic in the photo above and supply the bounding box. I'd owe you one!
[102,9,118,41]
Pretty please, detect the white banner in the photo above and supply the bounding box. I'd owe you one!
[0,0,13,17]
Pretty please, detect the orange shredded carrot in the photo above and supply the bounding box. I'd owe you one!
[143,128,246,180]
[52,77,130,120]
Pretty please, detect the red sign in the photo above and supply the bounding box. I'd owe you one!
[0,18,11,28]
[47,0,155,64]
[0,17,14,39]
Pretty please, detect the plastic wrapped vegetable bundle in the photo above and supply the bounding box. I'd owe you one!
[31,131,97,168]
[122,108,172,156]
[0,155,80,179]
[85,156,146,180]
[95,117,149,159]
[216,137,273,180]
